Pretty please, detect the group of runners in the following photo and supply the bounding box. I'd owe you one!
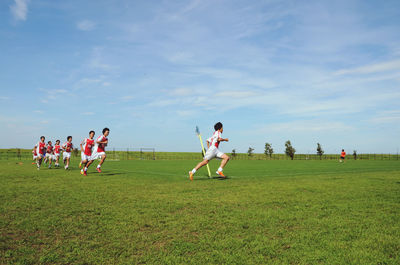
[32,122,346,180]
[33,128,110,176]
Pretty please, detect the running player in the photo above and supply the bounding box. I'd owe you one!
[45,141,54,168]
[189,122,230,181]
[53,140,62,167]
[340,149,346,163]
[32,144,38,164]
[92,127,110,173]
[62,136,74,170]
[80,131,95,176]
[35,136,46,170]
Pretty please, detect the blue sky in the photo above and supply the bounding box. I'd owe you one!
[1,0,400,154]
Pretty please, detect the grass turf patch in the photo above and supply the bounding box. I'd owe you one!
[0,159,399,264]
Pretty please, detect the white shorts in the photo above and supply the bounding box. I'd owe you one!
[92,151,106,160]
[45,153,54,160]
[54,153,60,157]
[81,152,93,161]
[37,153,44,159]
[204,147,224,161]
[33,155,37,160]
[63,152,71,159]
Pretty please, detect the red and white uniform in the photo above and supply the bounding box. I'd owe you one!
[204,131,224,160]
[207,131,222,148]
[62,141,74,159]
[33,145,38,159]
[81,138,95,161]
[92,135,108,159]
[45,144,54,159]
[54,144,62,157]
[36,141,46,158]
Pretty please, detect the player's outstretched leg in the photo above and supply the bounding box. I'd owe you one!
[80,159,87,175]
[216,154,230,178]
[84,159,94,176]
[96,154,106,173]
[189,159,210,181]
[36,156,42,170]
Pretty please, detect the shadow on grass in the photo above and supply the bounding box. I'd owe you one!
[98,172,125,176]
[195,176,229,181]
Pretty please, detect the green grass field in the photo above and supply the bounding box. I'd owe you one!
[1,159,399,264]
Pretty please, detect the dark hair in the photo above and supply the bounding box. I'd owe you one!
[103,127,110,134]
[67,136,72,140]
[342,149,344,152]
[56,140,60,143]
[48,141,51,144]
[89,130,95,135]
[40,136,45,140]
[214,122,223,131]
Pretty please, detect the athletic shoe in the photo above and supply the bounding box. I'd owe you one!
[80,169,84,175]
[216,171,225,177]
[189,171,193,181]
[96,168,102,173]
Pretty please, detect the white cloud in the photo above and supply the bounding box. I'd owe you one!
[256,120,354,134]
[10,0,29,21]
[168,87,193,96]
[335,60,400,75]
[77,20,96,31]
[120,95,134,102]
[83,112,95,115]
[215,90,258,98]
[370,110,400,124]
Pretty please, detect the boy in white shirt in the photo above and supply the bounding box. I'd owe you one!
[189,122,230,181]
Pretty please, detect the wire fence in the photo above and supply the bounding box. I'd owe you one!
[1,148,399,161]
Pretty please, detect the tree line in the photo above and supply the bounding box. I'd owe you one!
[231,142,358,160]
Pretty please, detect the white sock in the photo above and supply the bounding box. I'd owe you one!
[218,167,223,172]
[191,168,196,174]
[84,167,88,171]
[97,165,101,168]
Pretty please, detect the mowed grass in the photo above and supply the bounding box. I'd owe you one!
[0,159,399,264]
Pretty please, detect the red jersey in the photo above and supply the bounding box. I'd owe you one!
[47,144,54,154]
[81,138,95,156]
[33,146,37,156]
[54,145,62,154]
[62,141,74,153]
[96,135,108,153]
[341,151,346,157]
[36,141,46,155]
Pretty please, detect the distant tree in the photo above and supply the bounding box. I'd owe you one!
[264,143,273,158]
[247,147,254,157]
[231,149,237,159]
[285,140,296,160]
[353,150,357,160]
[316,143,324,160]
